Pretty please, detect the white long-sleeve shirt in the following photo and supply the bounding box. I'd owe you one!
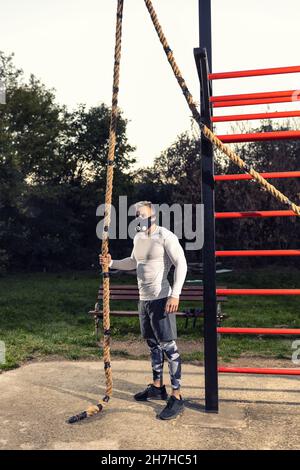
[109,225,187,301]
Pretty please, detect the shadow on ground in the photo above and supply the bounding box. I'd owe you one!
[0,360,299,450]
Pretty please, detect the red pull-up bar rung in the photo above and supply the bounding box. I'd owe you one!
[213,96,300,108]
[216,250,300,257]
[210,89,298,103]
[214,171,300,181]
[217,130,300,143]
[218,367,300,375]
[216,289,300,295]
[218,327,300,335]
[208,65,300,80]
[212,111,300,123]
[215,210,296,218]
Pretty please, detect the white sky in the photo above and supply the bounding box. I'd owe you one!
[1,0,300,168]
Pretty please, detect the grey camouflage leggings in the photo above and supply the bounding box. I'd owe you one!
[147,338,182,390]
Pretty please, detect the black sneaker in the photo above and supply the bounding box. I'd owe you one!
[158,395,184,420]
[134,384,168,401]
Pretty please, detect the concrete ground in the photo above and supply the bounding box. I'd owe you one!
[0,359,299,450]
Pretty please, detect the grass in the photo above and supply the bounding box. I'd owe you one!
[0,267,299,370]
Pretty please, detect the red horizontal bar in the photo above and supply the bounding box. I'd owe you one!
[216,250,300,257]
[208,65,300,80]
[216,289,300,295]
[218,327,300,335]
[212,111,300,123]
[213,96,300,108]
[218,367,300,375]
[217,130,300,143]
[214,171,300,181]
[215,210,296,218]
[211,89,297,103]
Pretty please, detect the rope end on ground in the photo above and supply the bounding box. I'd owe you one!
[68,411,88,424]
[67,403,104,424]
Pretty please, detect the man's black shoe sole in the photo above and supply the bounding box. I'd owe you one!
[134,395,169,402]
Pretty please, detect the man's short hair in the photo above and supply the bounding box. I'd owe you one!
[135,200,156,216]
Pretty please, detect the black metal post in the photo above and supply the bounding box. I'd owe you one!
[196,0,219,413]
[199,0,212,71]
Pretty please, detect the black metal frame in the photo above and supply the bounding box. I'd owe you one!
[198,0,212,71]
[194,0,219,413]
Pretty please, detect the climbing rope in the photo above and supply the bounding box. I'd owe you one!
[144,0,300,216]
[68,0,124,423]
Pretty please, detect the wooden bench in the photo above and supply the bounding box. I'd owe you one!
[89,284,228,337]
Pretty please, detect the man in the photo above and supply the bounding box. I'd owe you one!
[99,201,187,420]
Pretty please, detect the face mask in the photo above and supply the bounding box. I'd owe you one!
[135,214,156,232]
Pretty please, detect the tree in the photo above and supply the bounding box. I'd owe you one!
[0,52,137,271]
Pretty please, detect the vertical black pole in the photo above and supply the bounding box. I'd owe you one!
[199,0,212,71]
[198,0,219,413]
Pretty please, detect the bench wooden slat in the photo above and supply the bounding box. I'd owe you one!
[98,293,227,301]
[89,310,204,318]
[102,284,206,290]
[104,291,204,296]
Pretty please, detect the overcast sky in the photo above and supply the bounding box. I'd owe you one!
[1,0,300,168]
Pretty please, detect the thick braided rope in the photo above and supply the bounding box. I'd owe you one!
[144,0,300,216]
[98,0,125,409]
[69,0,124,423]
[98,0,124,409]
